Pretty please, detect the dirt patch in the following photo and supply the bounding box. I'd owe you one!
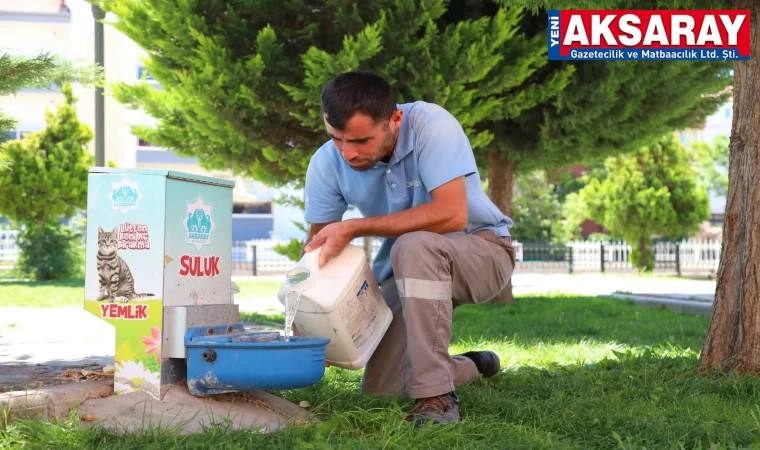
[0,361,113,393]
[209,391,276,414]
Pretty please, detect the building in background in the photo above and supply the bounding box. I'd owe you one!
[0,0,70,141]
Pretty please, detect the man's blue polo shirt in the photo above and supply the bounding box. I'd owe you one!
[304,101,513,284]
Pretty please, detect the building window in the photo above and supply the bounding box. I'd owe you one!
[709,213,725,227]
[137,64,162,90]
[137,66,154,81]
[233,202,272,214]
[136,137,164,151]
[2,130,33,140]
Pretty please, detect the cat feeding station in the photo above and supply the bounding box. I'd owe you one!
[83,168,329,401]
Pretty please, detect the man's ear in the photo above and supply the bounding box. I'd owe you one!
[390,109,403,130]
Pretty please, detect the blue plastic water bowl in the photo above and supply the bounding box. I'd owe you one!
[184,323,331,397]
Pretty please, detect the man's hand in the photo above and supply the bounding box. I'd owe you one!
[303,221,356,268]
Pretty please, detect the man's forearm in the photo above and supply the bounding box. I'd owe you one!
[347,201,466,239]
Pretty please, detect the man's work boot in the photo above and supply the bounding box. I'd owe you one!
[459,351,501,378]
[407,392,460,427]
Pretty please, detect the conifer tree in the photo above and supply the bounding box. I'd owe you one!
[100,0,571,192]
[0,53,102,141]
[0,85,94,280]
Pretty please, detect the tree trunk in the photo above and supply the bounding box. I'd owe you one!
[637,238,653,272]
[487,151,516,304]
[487,151,516,218]
[36,218,44,281]
[698,3,759,373]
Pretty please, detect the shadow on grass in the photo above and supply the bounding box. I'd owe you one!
[0,277,84,288]
[266,349,760,449]
[451,294,710,350]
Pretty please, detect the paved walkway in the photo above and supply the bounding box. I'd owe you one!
[0,307,114,391]
[509,273,715,301]
[1,273,716,391]
[235,273,716,313]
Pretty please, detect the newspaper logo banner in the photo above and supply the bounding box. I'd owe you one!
[548,10,751,61]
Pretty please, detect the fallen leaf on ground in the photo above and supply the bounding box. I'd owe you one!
[299,401,310,408]
[103,365,115,374]
[56,369,84,380]
[81,415,98,422]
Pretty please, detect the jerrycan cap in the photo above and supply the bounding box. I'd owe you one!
[285,266,314,293]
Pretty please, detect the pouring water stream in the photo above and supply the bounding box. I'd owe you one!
[284,267,310,341]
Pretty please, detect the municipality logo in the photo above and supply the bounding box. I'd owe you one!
[182,194,216,252]
[110,179,141,214]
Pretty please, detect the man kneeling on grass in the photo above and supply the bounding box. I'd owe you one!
[300,71,515,427]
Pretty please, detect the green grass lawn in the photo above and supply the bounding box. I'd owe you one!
[4,293,760,449]
[0,278,86,308]
[0,278,283,309]
[234,279,283,298]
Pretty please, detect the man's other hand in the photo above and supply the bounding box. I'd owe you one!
[303,221,356,267]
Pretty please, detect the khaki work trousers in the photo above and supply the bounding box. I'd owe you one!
[360,230,516,400]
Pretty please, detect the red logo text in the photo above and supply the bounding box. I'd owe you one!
[100,303,149,320]
[179,255,220,277]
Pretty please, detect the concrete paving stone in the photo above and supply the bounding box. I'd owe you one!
[1,379,313,434]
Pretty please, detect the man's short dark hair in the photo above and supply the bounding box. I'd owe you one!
[321,71,397,131]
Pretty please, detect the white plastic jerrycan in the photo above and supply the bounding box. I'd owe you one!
[277,244,393,370]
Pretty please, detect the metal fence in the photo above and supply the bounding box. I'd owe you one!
[512,239,723,275]
[0,228,722,277]
[231,237,382,276]
[231,237,723,277]
[0,230,19,268]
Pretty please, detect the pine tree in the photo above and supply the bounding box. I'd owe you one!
[0,53,102,141]
[99,0,570,188]
[0,85,94,280]
[580,134,710,271]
